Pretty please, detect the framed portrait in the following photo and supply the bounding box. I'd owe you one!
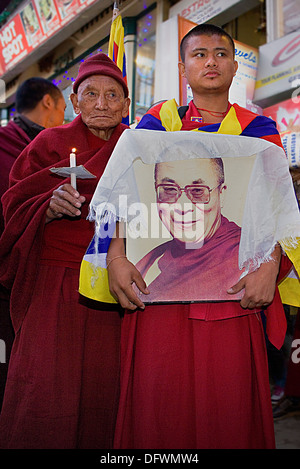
[126,154,256,303]
[84,129,299,305]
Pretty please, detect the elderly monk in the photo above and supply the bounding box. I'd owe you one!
[0,53,130,449]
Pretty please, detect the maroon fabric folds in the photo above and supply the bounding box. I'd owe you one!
[0,266,122,449]
[0,116,127,448]
[112,104,290,449]
[114,307,276,449]
[0,120,32,410]
[0,121,31,235]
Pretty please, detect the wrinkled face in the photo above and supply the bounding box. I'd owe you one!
[155,158,226,246]
[178,34,238,96]
[48,95,66,127]
[70,75,130,133]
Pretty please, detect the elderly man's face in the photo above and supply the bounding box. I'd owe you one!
[71,75,130,138]
[155,158,226,246]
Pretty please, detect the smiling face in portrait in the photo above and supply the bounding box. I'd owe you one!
[155,158,226,246]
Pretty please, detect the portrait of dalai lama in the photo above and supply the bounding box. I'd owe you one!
[134,156,245,303]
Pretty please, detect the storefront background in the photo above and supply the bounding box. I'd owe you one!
[0,0,299,136]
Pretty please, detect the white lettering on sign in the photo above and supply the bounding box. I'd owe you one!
[181,0,211,18]
[0,20,25,64]
[0,21,17,47]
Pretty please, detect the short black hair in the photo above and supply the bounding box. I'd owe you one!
[16,77,62,113]
[180,24,235,62]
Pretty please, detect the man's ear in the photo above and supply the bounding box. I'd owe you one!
[233,60,238,76]
[122,97,131,118]
[41,93,54,110]
[178,62,186,78]
[70,93,80,115]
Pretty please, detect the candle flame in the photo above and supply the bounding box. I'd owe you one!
[72,148,76,153]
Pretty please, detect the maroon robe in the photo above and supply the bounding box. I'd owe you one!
[0,115,127,448]
[113,105,291,449]
[0,120,31,411]
[0,120,31,235]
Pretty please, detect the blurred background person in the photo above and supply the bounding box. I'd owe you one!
[0,77,65,411]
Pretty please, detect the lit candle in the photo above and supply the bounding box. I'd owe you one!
[70,148,77,189]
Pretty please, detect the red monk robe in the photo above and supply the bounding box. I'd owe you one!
[113,102,291,449]
[0,120,34,411]
[0,115,127,449]
[0,120,31,235]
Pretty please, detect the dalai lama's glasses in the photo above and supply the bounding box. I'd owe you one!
[155,183,222,204]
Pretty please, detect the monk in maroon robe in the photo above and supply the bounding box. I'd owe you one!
[107,26,291,449]
[0,120,31,410]
[0,78,65,411]
[0,54,130,448]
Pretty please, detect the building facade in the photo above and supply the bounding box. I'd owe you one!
[0,0,299,140]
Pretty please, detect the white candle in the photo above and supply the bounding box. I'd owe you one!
[70,148,77,189]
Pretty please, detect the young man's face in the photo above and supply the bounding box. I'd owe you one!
[178,34,238,97]
[155,158,226,246]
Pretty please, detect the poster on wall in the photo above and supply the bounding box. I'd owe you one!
[54,0,79,23]
[230,40,262,114]
[33,0,61,35]
[264,98,300,168]
[0,14,31,73]
[19,1,44,47]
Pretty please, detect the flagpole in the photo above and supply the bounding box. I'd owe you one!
[112,1,120,21]
[109,0,130,125]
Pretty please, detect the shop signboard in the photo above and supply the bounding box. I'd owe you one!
[170,0,240,24]
[230,40,261,113]
[254,30,300,106]
[0,0,98,76]
[263,98,300,168]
